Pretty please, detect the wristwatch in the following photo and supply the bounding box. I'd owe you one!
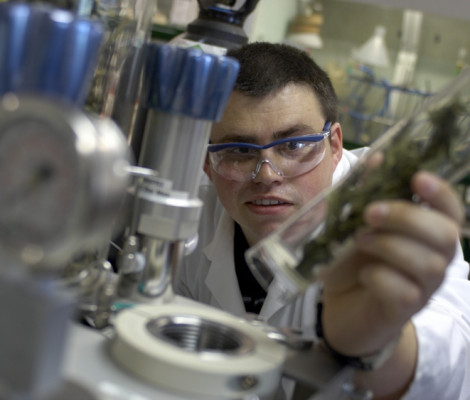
[315,294,401,371]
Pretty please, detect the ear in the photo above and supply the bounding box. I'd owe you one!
[203,154,213,181]
[329,122,343,170]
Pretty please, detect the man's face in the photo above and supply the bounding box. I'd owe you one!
[204,84,343,246]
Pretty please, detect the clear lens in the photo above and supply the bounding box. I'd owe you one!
[209,138,327,181]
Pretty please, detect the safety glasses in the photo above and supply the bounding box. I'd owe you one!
[207,122,332,181]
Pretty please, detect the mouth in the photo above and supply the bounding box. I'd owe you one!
[250,199,288,206]
[245,197,293,217]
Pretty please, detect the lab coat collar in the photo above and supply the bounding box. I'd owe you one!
[203,210,246,316]
[259,278,293,320]
[333,147,369,184]
[203,209,290,320]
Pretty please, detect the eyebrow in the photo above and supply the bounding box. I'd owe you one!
[215,124,317,144]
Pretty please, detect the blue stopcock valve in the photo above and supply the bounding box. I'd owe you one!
[0,2,103,106]
[142,42,240,121]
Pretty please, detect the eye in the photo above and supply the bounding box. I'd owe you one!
[223,146,258,157]
[232,147,255,154]
[281,141,307,152]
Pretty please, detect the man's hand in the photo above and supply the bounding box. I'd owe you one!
[317,171,464,397]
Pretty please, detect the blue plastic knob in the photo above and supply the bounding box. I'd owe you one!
[143,43,240,121]
[0,2,103,105]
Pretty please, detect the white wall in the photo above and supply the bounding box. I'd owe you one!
[343,0,470,22]
[247,0,297,43]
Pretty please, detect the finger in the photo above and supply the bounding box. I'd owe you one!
[363,201,460,261]
[355,229,447,293]
[411,170,465,224]
[358,264,424,322]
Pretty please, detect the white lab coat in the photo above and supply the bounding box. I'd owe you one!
[175,148,470,399]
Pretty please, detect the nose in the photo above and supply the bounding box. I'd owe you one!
[251,159,283,183]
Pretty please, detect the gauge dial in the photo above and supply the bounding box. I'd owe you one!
[0,119,80,247]
[0,94,130,268]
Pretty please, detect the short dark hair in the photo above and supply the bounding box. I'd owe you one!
[226,42,338,123]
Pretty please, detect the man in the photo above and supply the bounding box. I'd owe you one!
[175,42,470,399]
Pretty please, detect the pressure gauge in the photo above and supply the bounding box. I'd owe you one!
[0,93,131,269]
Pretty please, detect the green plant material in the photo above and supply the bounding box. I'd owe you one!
[296,99,467,280]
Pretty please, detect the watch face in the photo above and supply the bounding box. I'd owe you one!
[0,117,81,255]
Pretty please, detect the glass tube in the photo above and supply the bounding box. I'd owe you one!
[246,67,470,298]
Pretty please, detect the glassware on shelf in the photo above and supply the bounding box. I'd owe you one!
[85,0,156,137]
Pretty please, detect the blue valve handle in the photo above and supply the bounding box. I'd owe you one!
[143,43,240,121]
[0,2,103,105]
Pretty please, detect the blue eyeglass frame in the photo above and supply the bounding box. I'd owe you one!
[207,122,332,153]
